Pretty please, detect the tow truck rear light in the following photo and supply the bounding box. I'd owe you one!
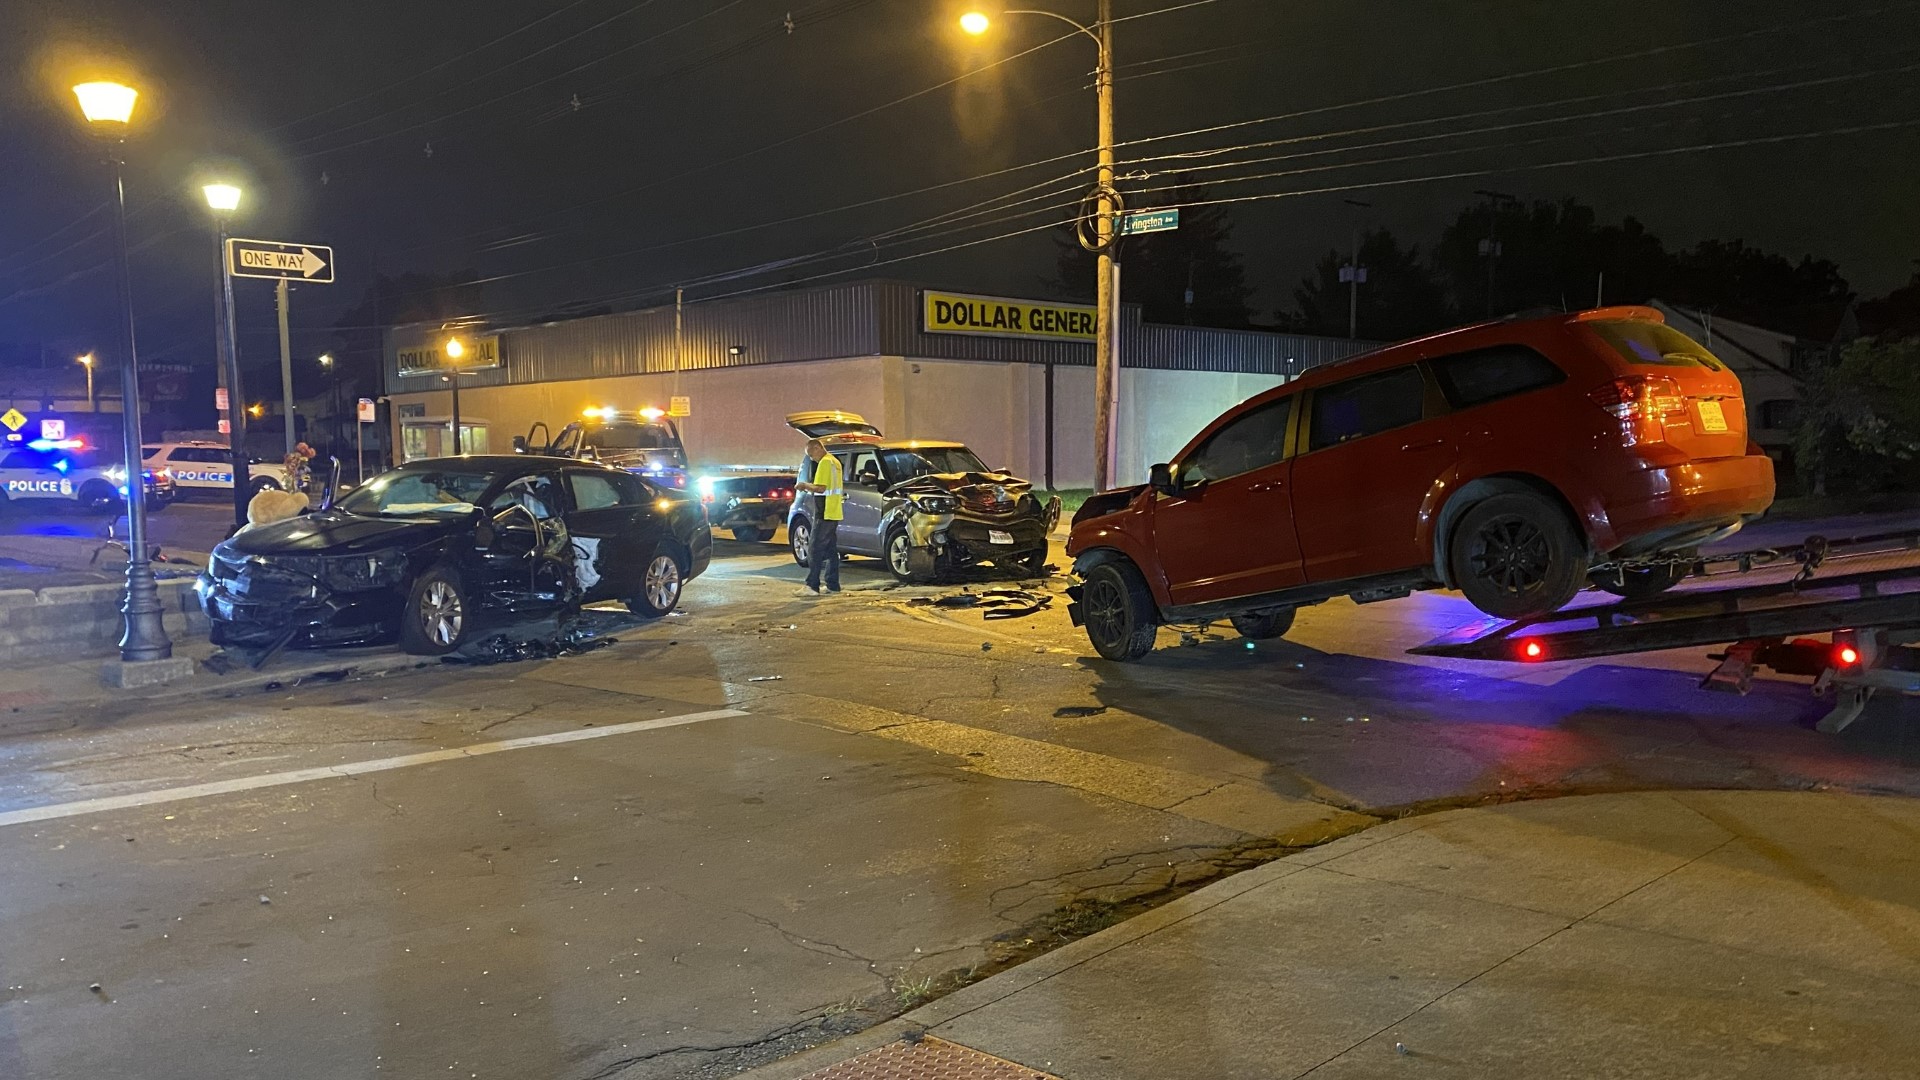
[1520,639,1546,661]
[1836,644,1860,667]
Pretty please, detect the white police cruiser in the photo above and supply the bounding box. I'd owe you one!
[142,440,282,499]
[0,443,173,512]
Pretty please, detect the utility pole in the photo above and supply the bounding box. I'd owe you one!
[276,278,294,453]
[1342,198,1371,339]
[1474,190,1515,318]
[1092,0,1117,491]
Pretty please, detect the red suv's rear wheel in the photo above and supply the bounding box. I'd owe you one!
[1081,561,1159,661]
[1449,493,1584,620]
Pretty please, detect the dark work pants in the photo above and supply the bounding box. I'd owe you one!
[806,517,841,591]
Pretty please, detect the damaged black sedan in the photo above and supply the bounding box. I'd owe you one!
[199,456,711,655]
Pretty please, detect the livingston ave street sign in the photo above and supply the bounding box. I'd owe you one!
[226,238,335,283]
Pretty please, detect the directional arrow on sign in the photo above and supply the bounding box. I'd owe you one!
[226,238,336,284]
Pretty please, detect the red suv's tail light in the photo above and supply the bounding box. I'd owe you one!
[1589,374,1684,445]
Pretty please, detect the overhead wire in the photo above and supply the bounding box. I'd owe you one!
[265,0,610,135]
[1109,3,1920,155]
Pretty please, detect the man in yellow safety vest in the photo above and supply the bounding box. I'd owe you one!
[795,438,843,594]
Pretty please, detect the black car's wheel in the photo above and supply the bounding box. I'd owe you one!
[731,526,770,543]
[1004,548,1051,578]
[789,516,812,568]
[1591,559,1689,599]
[76,480,120,514]
[884,526,919,583]
[400,565,471,656]
[1081,560,1159,662]
[1229,607,1296,640]
[626,545,685,618]
[1449,492,1585,620]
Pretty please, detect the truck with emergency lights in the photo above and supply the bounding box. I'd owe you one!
[513,407,691,488]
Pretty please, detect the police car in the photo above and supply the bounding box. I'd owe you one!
[0,443,174,513]
[142,441,282,499]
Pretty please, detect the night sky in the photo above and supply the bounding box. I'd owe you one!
[3,0,1916,410]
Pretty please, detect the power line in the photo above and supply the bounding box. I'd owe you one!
[1110,4,1919,154]
[1115,58,1920,185]
[293,0,738,158]
[265,0,610,135]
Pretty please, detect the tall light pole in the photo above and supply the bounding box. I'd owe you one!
[443,337,465,455]
[72,80,171,663]
[317,353,338,456]
[77,353,95,411]
[963,4,1118,489]
[203,182,251,530]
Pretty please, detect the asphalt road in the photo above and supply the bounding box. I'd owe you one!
[0,497,237,555]
[2,524,1918,1079]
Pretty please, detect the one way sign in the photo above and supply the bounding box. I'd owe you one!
[226,238,335,283]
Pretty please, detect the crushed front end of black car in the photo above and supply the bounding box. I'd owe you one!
[198,542,418,648]
[885,472,1060,579]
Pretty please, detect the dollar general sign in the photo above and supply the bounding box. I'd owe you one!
[921,291,1096,342]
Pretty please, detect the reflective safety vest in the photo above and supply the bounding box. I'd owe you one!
[813,454,845,521]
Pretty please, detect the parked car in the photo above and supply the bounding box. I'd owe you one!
[199,455,711,655]
[0,445,173,513]
[515,409,691,489]
[143,440,283,498]
[1065,306,1776,660]
[697,469,796,542]
[784,411,1060,582]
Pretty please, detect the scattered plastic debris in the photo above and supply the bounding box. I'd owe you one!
[981,642,992,652]
[89,983,102,994]
[1053,706,1107,718]
[1395,1043,1410,1056]
[748,675,783,683]
[258,895,271,905]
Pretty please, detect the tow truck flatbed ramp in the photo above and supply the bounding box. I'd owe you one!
[1411,528,1920,733]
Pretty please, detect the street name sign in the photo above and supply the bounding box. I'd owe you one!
[227,238,335,283]
[1119,209,1180,236]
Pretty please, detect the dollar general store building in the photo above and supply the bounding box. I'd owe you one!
[384,280,1370,488]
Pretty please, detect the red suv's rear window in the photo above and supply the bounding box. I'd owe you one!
[1587,320,1726,371]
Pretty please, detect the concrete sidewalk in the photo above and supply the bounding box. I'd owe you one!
[747,790,1920,1079]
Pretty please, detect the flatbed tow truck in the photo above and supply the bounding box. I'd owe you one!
[1411,528,1920,733]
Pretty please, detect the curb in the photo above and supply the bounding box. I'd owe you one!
[732,818,1424,1080]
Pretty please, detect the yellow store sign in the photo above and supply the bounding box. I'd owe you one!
[922,291,1096,342]
[396,334,501,377]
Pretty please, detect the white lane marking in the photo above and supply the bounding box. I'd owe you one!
[0,708,748,829]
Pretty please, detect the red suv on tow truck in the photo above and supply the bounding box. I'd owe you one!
[1065,306,1776,661]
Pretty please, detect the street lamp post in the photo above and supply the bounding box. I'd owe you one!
[77,353,95,411]
[73,80,171,663]
[963,3,1118,489]
[443,337,465,455]
[1342,198,1371,340]
[204,182,250,530]
[318,353,338,457]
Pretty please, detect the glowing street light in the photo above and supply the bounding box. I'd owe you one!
[444,337,466,455]
[954,3,1121,489]
[202,183,241,212]
[72,77,172,664]
[203,180,251,528]
[72,81,138,126]
[77,353,95,411]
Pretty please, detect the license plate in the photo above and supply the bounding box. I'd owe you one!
[989,529,1014,545]
[1696,400,1728,433]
